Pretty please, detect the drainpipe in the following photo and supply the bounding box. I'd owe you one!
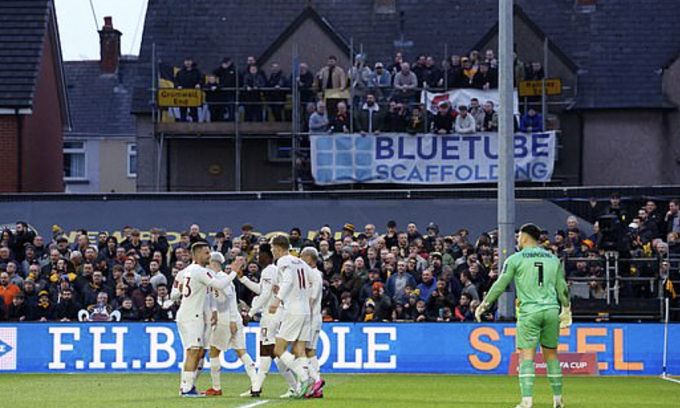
[15,108,22,192]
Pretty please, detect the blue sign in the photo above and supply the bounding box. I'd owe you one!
[0,323,677,375]
[311,132,556,185]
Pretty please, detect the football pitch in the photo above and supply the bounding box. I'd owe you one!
[1,373,678,408]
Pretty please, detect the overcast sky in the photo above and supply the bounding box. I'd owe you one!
[55,0,148,61]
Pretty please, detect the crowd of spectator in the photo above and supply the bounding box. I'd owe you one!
[1,196,677,323]
[172,50,546,127]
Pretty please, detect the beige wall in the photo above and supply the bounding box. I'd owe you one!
[99,139,136,192]
[259,17,349,77]
[582,110,680,185]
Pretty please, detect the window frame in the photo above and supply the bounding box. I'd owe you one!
[63,141,87,182]
[127,143,138,178]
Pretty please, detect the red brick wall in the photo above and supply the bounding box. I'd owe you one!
[0,116,19,192]
[21,26,65,192]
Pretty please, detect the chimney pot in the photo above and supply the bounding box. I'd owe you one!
[99,17,121,74]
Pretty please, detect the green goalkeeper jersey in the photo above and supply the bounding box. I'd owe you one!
[484,245,570,317]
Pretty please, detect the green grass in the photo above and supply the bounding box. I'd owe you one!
[0,373,678,408]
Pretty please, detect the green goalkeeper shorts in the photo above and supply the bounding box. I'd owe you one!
[516,308,560,350]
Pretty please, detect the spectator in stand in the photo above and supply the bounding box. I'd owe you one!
[520,108,543,133]
[318,55,347,95]
[388,52,404,78]
[33,290,56,321]
[455,292,474,321]
[454,105,476,134]
[459,57,476,88]
[213,57,238,121]
[393,62,418,104]
[383,100,408,132]
[368,282,393,321]
[348,54,372,107]
[56,287,81,321]
[5,261,23,288]
[175,57,203,122]
[243,64,267,122]
[330,101,351,133]
[369,62,392,100]
[478,101,499,132]
[472,63,498,90]
[296,62,315,109]
[14,222,35,263]
[414,299,429,322]
[266,62,289,122]
[132,275,155,309]
[0,271,20,308]
[469,98,483,126]
[525,61,545,80]
[460,270,480,301]
[7,292,30,321]
[665,199,680,234]
[412,55,427,87]
[206,75,224,122]
[485,50,498,71]
[117,297,139,321]
[386,260,417,304]
[338,291,359,322]
[355,93,383,136]
[406,105,426,135]
[149,260,167,290]
[431,101,457,134]
[309,101,330,133]
[513,53,525,86]
[446,55,464,88]
[417,268,437,302]
[155,284,176,321]
[139,295,161,322]
[469,50,481,70]
[423,56,442,89]
[22,278,38,308]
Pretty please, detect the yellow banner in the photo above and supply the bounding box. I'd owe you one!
[518,79,562,97]
[157,88,203,107]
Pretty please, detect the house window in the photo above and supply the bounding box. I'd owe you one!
[64,141,86,180]
[127,143,137,178]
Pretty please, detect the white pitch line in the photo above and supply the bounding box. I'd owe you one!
[661,376,680,385]
[234,400,271,408]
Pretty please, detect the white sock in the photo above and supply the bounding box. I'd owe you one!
[181,370,195,393]
[210,357,221,391]
[299,357,310,379]
[275,357,297,390]
[309,356,320,382]
[554,395,562,403]
[194,357,205,383]
[280,351,308,382]
[254,356,272,392]
[240,353,257,383]
[522,396,533,407]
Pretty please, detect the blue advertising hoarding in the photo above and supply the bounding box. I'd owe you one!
[0,323,677,375]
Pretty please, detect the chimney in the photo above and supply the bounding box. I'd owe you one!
[99,16,122,74]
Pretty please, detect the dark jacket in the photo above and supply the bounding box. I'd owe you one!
[338,300,359,322]
[175,66,203,89]
[384,109,408,132]
[56,298,82,321]
[32,302,56,321]
[330,112,351,133]
[355,105,384,133]
[431,109,457,133]
[214,64,237,89]
[118,306,140,322]
[472,71,498,89]
[7,301,31,321]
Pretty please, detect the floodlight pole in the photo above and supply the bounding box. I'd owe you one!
[497,0,516,320]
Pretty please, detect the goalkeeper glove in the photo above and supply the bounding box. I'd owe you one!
[475,301,489,323]
[559,304,572,329]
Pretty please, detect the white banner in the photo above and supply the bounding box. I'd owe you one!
[310,132,556,185]
[421,89,520,115]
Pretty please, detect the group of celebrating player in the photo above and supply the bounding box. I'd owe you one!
[171,235,325,399]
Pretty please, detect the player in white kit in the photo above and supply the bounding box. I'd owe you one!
[171,242,234,397]
[203,252,257,396]
[236,243,299,398]
[268,235,316,398]
[300,246,325,398]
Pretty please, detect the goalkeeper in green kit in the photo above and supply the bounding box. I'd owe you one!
[476,224,572,408]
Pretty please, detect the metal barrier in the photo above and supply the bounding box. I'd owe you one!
[564,254,680,320]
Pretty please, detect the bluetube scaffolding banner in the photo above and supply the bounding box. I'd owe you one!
[310,132,556,185]
[0,323,677,375]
